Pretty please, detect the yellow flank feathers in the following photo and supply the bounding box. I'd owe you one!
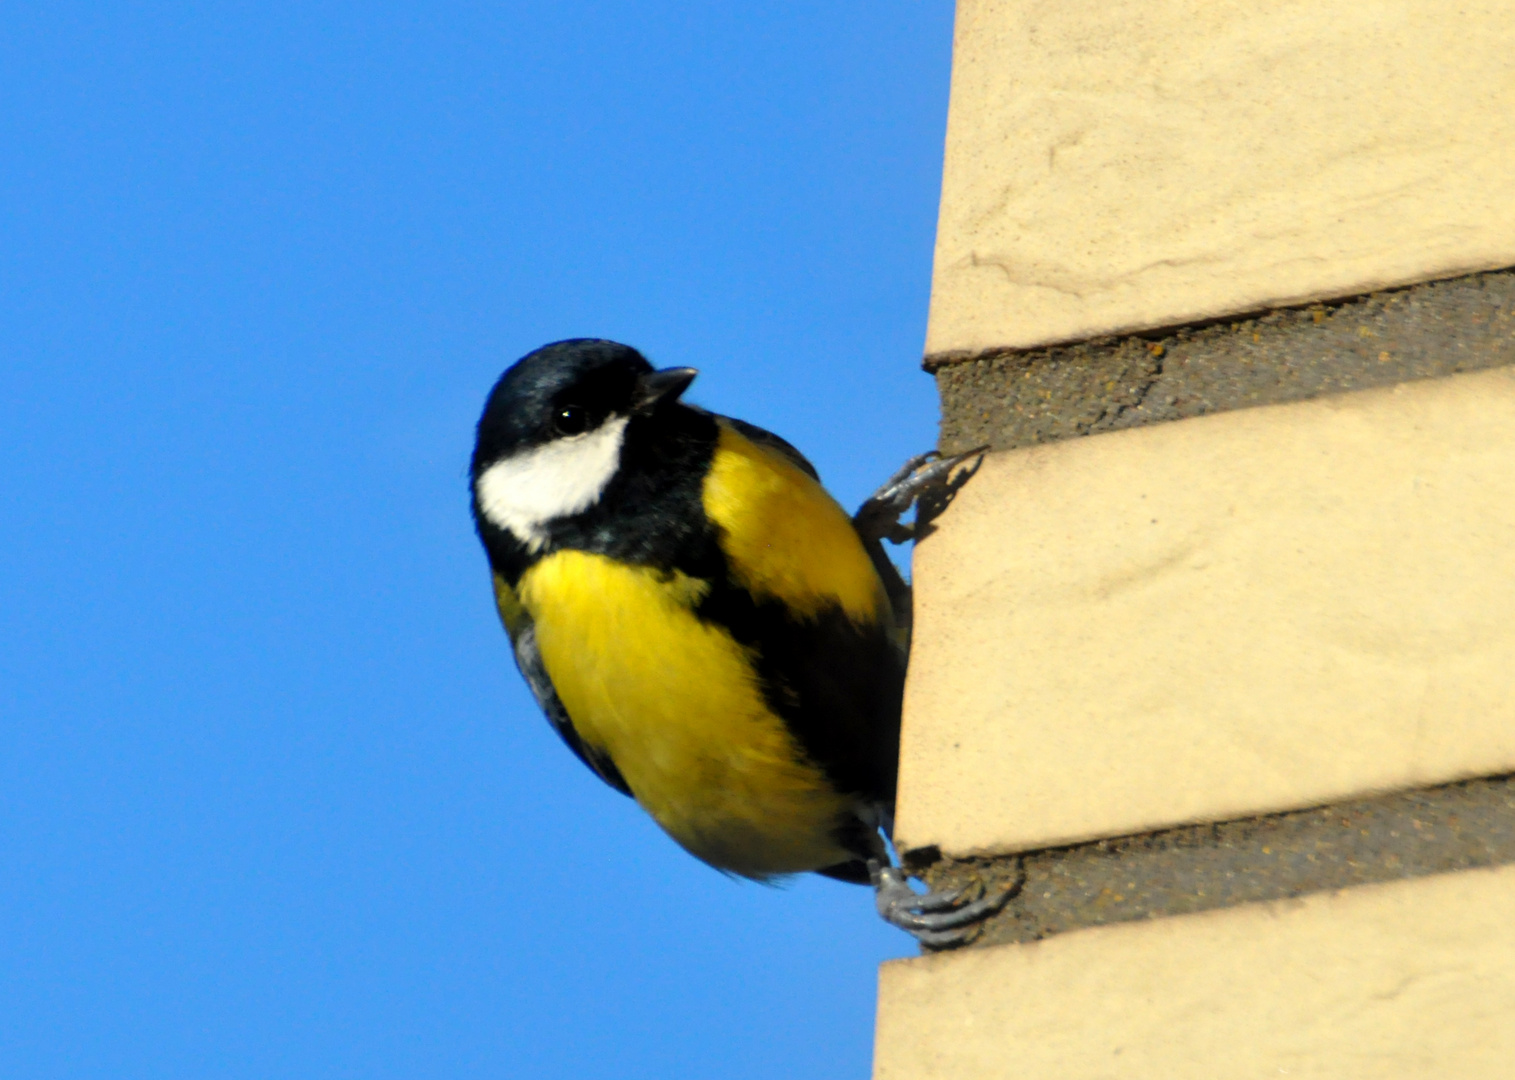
[516,549,857,877]
[491,572,529,639]
[703,421,886,624]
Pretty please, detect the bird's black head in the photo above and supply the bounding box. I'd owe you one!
[470,338,698,550]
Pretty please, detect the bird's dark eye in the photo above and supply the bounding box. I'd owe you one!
[553,405,590,436]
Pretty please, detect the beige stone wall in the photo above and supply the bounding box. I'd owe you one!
[884,0,1515,1075]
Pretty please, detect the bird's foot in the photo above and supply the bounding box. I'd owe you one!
[868,859,1012,950]
[853,446,988,545]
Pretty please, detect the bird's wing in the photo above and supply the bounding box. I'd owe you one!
[509,603,634,798]
[717,415,821,481]
[720,414,910,631]
[701,420,906,813]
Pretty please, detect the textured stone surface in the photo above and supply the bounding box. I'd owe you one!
[875,864,1515,1079]
[926,0,1515,355]
[936,270,1515,456]
[899,366,1515,858]
[915,774,1515,950]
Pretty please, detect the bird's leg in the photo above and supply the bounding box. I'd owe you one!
[866,839,1013,950]
[852,446,988,642]
[854,450,997,946]
[852,446,988,547]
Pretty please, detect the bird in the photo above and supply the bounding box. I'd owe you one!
[468,338,1005,944]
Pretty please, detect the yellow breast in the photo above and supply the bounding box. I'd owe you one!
[517,550,855,877]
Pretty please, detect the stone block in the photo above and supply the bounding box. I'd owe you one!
[926,0,1515,357]
[875,864,1515,1079]
[899,367,1515,857]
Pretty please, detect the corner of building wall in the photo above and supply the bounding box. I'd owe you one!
[878,1,1515,1074]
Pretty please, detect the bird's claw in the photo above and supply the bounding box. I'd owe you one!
[854,446,988,545]
[869,859,1011,950]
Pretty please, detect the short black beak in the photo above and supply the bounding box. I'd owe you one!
[633,367,698,412]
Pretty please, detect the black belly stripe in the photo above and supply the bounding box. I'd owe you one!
[695,578,902,809]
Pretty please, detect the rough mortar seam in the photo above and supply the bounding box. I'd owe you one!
[914,773,1515,952]
[933,268,1515,456]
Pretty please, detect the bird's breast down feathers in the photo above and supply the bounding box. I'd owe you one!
[515,548,859,876]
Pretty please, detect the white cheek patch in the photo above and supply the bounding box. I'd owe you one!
[475,416,629,550]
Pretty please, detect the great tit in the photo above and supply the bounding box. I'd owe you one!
[469,339,1003,944]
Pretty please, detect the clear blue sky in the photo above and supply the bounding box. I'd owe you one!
[1,4,954,1077]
